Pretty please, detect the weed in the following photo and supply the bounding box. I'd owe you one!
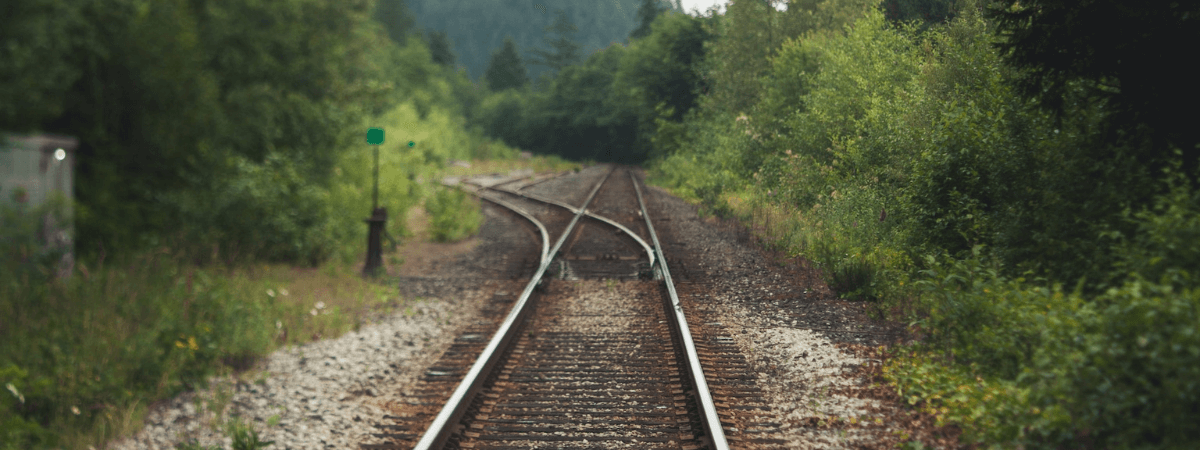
[225,416,275,450]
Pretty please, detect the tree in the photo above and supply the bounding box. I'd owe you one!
[615,12,713,159]
[989,0,1200,169]
[703,0,778,114]
[0,0,82,130]
[529,10,582,74]
[881,0,956,26]
[485,37,528,91]
[630,0,666,40]
[374,0,415,45]
[0,0,397,260]
[427,30,456,67]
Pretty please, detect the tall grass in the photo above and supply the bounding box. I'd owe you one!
[0,251,404,449]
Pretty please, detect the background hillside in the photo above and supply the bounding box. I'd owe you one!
[407,0,681,80]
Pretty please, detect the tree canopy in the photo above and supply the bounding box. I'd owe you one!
[630,0,668,40]
[0,0,429,259]
[375,0,417,45]
[989,0,1200,169]
[427,30,457,67]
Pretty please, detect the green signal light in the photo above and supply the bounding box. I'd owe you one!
[366,128,385,145]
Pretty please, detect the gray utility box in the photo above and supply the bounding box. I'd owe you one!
[1,134,79,278]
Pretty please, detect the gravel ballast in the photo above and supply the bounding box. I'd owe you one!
[108,292,487,450]
[108,166,929,449]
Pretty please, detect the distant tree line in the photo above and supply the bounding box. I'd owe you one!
[404,0,681,80]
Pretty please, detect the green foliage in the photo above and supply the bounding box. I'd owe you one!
[427,30,457,67]
[164,153,336,265]
[653,2,1200,446]
[912,247,1073,379]
[988,0,1200,170]
[614,12,711,123]
[702,0,778,115]
[1108,170,1200,288]
[0,255,268,448]
[0,0,83,129]
[226,417,275,450]
[894,225,1200,447]
[630,0,668,40]
[484,37,529,91]
[425,187,483,243]
[374,0,416,46]
[474,10,712,164]
[0,0,411,263]
[881,0,957,26]
[0,191,73,283]
[612,12,711,160]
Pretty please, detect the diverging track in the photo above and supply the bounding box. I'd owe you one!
[362,166,732,450]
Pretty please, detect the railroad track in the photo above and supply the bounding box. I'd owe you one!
[361,166,739,449]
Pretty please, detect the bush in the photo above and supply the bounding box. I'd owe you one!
[896,195,1200,447]
[0,251,382,448]
[425,187,482,243]
[165,153,336,265]
[1,190,73,282]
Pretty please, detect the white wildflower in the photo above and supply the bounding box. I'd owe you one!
[5,383,23,404]
[280,288,289,296]
[315,301,325,310]
[310,309,318,316]
[276,320,283,330]
[267,289,276,298]
[71,406,81,415]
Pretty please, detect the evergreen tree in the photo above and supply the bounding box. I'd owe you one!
[630,0,666,40]
[989,0,1200,170]
[374,0,415,45]
[881,0,956,26]
[427,30,456,67]
[485,37,528,91]
[529,10,582,73]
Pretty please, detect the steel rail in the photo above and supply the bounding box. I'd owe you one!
[488,185,657,270]
[630,171,731,450]
[411,167,614,450]
[476,193,551,264]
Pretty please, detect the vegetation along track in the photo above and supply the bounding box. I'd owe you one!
[362,165,793,449]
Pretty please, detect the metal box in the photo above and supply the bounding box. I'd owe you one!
[1,134,79,277]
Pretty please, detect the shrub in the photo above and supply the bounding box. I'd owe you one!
[1,191,73,282]
[425,187,482,243]
[897,194,1200,447]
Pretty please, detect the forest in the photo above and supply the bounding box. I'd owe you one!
[403,0,684,81]
[3,0,1199,448]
